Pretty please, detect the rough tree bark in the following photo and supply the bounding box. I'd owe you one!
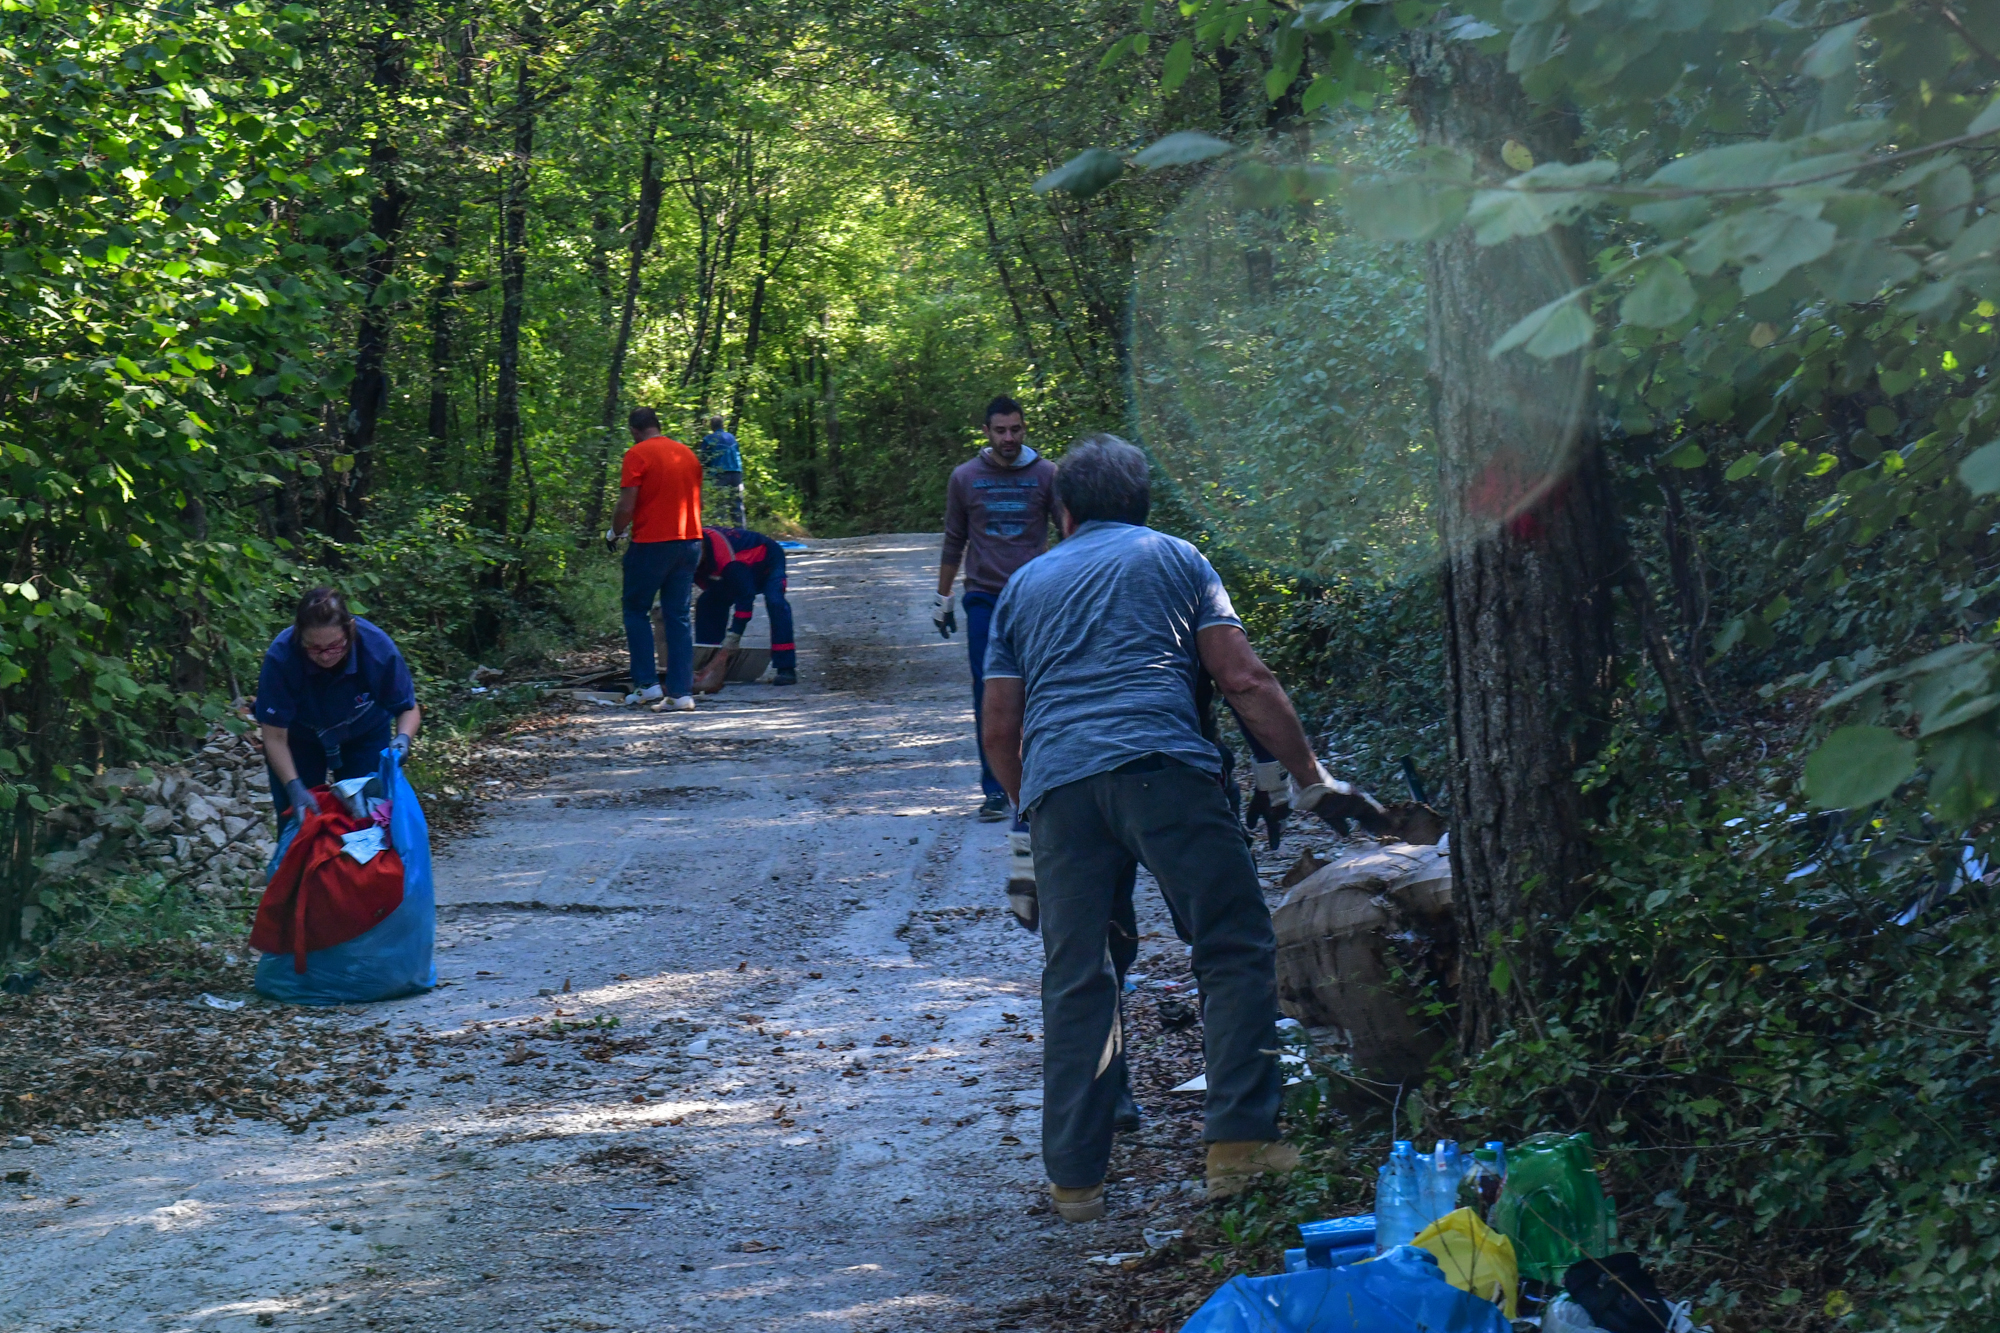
[1407,40,1622,1053]
[339,0,412,534]
[424,26,476,487]
[485,17,539,537]
[975,183,1041,375]
[587,120,663,536]
[727,205,799,429]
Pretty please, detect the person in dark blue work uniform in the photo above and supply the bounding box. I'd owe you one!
[254,586,422,827]
[692,526,797,685]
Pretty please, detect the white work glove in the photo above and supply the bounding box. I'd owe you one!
[1245,759,1289,850]
[722,630,743,650]
[1289,762,1388,838]
[931,591,957,639]
[1005,828,1037,932]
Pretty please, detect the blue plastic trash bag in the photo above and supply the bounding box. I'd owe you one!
[1181,1245,1510,1333]
[255,745,436,1005]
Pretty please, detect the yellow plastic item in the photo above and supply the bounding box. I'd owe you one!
[1412,1206,1519,1317]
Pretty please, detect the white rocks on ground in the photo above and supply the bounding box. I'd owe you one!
[37,723,279,898]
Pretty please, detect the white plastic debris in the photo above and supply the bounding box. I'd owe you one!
[1086,1252,1148,1266]
[199,993,247,1011]
[1142,1227,1184,1250]
[340,826,387,865]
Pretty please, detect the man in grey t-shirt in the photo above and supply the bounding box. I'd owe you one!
[983,435,1385,1221]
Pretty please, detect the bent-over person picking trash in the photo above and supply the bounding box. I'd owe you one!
[980,434,1387,1222]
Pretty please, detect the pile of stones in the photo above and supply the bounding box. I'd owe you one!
[39,726,278,898]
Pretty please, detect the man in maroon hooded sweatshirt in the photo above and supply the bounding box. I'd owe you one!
[934,395,1058,823]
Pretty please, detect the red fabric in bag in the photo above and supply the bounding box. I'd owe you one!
[250,788,405,974]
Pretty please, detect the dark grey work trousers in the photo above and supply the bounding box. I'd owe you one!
[1033,755,1281,1188]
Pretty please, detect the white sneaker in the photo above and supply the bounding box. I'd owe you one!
[624,685,663,706]
[650,695,697,713]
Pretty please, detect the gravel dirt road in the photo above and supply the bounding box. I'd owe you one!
[1,533,1322,1333]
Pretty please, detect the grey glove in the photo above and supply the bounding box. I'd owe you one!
[388,734,411,763]
[284,778,315,822]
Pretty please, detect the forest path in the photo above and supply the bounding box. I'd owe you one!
[3,534,1188,1333]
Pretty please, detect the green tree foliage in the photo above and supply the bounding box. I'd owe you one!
[1073,0,2000,1324]
[0,0,362,944]
[0,0,1182,950]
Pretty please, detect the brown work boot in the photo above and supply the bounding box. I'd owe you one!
[1204,1140,1301,1200]
[1049,1182,1106,1223]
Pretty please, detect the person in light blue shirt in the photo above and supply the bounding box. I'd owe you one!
[698,415,746,527]
[981,433,1388,1222]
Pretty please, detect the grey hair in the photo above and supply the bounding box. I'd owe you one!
[1056,433,1151,527]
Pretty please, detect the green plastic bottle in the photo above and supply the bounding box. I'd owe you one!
[1488,1132,1614,1282]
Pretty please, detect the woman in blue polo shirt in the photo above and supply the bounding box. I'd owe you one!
[255,587,421,825]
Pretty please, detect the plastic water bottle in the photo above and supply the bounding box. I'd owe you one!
[1461,1141,1508,1211]
[1374,1140,1421,1249]
[1424,1139,1465,1223]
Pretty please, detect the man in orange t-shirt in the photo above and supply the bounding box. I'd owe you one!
[608,407,704,710]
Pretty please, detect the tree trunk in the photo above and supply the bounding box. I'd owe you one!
[341,1,413,533]
[976,183,1042,376]
[1407,40,1621,1054]
[728,208,798,428]
[588,133,663,535]
[485,26,538,536]
[425,215,458,485]
[819,313,841,503]
[425,25,476,490]
[1003,194,1093,384]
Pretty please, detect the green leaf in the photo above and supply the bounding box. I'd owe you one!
[1920,694,2000,737]
[1466,160,1617,245]
[1490,289,1592,359]
[1161,37,1194,92]
[1969,96,2000,138]
[1798,17,1866,81]
[1803,725,1916,809]
[1810,240,1920,304]
[1033,148,1126,199]
[1132,131,1233,169]
[1666,443,1708,469]
[1488,952,1511,995]
[1343,175,1469,243]
[1621,260,1696,328]
[1508,20,1560,73]
[1526,303,1594,358]
[1724,454,1761,481]
[1738,211,1838,294]
[1926,727,2000,824]
[1957,440,2000,495]
[1647,141,1796,192]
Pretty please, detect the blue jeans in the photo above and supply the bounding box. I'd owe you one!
[623,539,701,696]
[964,588,1005,800]
[708,470,747,527]
[695,549,796,673]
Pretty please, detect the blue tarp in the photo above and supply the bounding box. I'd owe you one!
[1182,1246,1511,1333]
[254,746,436,1005]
